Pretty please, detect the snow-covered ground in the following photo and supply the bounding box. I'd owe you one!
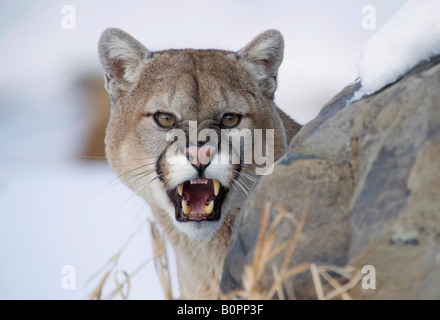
[0,0,409,299]
[0,160,176,299]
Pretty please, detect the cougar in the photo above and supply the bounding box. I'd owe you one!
[98,28,301,299]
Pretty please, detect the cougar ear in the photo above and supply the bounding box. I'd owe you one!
[238,29,284,99]
[98,28,150,103]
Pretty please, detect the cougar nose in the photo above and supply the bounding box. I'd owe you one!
[185,144,216,175]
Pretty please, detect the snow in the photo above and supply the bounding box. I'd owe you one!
[0,160,180,299]
[356,0,440,97]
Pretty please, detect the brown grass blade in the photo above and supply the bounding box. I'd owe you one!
[150,219,174,300]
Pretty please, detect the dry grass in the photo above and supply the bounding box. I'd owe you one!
[88,220,175,300]
[149,219,174,300]
[89,202,361,300]
[220,201,363,300]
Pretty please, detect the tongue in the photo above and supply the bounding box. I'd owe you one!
[183,180,214,213]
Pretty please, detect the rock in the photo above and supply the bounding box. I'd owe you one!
[220,55,440,299]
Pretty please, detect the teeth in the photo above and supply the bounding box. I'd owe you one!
[178,179,220,215]
[204,200,214,215]
[213,179,220,196]
[182,200,192,215]
[190,179,208,185]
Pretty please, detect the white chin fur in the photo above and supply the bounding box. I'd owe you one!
[174,219,222,240]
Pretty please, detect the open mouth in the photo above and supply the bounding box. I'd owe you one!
[167,178,227,222]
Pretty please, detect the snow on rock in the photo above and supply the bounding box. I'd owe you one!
[357,0,440,97]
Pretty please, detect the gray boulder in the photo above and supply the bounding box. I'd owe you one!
[220,56,440,299]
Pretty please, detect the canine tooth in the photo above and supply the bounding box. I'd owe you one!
[204,200,214,215]
[190,180,194,185]
[213,179,220,196]
[177,183,184,196]
[182,200,191,215]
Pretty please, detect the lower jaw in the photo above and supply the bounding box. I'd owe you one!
[174,219,222,240]
[174,208,221,222]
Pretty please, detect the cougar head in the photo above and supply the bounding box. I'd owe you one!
[98,28,288,240]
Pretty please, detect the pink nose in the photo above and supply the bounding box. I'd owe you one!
[185,145,216,168]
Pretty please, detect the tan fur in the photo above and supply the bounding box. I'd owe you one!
[98,28,301,299]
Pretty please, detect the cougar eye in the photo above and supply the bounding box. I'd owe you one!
[154,112,176,128]
[221,113,241,128]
